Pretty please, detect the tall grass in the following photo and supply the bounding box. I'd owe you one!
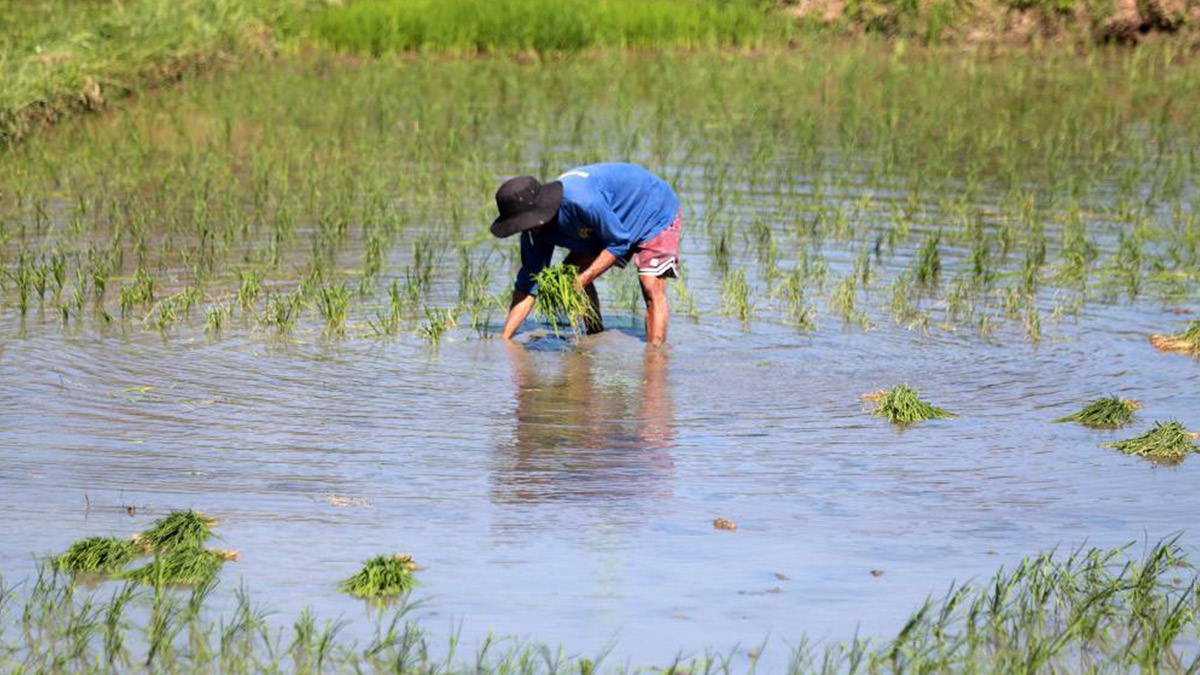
[311,0,786,54]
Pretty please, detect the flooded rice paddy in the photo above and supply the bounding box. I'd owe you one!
[2,50,1200,667]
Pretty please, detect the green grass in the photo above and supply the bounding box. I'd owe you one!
[0,0,316,145]
[310,0,786,55]
[1105,421,1200,464]
[868,384,955,424]
[134,510,217,553]
[339,554,419,598]
[6,539,1200,672]
[1056,395,1139,429]
[52,536,140,576]
[532,265,598,338]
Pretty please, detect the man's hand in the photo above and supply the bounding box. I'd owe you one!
[501,290,536,340]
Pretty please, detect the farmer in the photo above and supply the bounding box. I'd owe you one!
[490,163,682,345]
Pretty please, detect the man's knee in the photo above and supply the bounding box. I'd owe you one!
[639,276,668,303]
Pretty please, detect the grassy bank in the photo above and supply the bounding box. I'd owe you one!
[0,0,316,145]
[309,0,788,54]
[2,539,1197,672]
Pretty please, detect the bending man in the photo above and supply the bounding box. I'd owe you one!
[490,163,682,345]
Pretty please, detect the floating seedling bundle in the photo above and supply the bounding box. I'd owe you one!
[1056,396,1139,429]
[122,547,236,586]
[132,509,217,552]
[53,536,140,575]
[53,510,234,586]
[1150,321,1200,356]
[866,385,955,424]
[532,265,597,338]
[1104,421,1199,464]
[340,554,419,598]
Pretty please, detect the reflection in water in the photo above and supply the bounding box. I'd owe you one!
[492,340,675,504]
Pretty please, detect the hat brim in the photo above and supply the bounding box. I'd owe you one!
[490,181,563,239]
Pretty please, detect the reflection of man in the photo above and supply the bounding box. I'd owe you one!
[489,163,682,345]
[493,341,676,504]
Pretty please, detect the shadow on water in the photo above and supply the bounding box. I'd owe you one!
[492,338,675,505]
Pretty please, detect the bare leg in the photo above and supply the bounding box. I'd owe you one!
[563,251,604,334]
[639,274,669,345]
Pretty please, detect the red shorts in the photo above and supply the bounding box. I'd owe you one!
[624,210,681,278]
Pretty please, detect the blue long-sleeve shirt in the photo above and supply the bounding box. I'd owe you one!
[514,163,680,295]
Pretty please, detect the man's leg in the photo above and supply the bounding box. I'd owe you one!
[632,210,681,345]
[639,274,669,345]
[562,251,604,334]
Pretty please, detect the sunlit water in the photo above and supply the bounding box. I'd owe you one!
[2,58,1200,669]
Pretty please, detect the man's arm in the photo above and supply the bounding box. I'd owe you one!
[577,249,619,287]
[501,290,536,340]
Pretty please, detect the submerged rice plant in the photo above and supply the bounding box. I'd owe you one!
[133,510,216,553]
[1056,396,1140,429]
[1104,421,1199,464]
[53,536,139,575]
[532,265,597,338]
[339,554,419,598]
[867,384,955,424]
[1150,321,1200,356]
[121,546,234,586]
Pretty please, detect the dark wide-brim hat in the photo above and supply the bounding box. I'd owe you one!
[490,176,563,238]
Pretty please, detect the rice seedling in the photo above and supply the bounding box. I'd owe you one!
[531,265,597,338]
[121,546,232,587]
[205,302,231,334]
[53,537,139,576]
[914,232,941,287]
[417,305,457,343]
[133,510,216,553]
[721,269,751,323]
[866,385,955,424]
[1104,421,1199,464]
[1056,396,1140,429]
[315,283,352,336]
[1150,321,1200,356]
[236,269,266,310]
[339,554,419,598]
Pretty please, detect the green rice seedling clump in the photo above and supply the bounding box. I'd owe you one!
[134,510,216,553]
[868,384,955,424]
[1151,321,1200,356]
[53,536,139,575]
[340,554,419,598]
[532,265,597,338]
[121,546,233,587]
[1056,396,1139,429]
[1104,421,1199,464]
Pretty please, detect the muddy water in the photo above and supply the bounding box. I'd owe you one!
[3,63,1200,668]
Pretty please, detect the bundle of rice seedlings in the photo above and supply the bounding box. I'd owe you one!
[1150,321,1200,356]
[866,385,955,424]
[121,546,235,586]
[532,264,598,338]
[1056,396,1140,429]
[133,510,216,552]
[53,536,139,575]
[1104,421,1200,464]
[339,555,419,598]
